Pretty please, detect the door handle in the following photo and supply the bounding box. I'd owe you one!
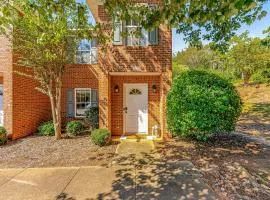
[123,107,128,113]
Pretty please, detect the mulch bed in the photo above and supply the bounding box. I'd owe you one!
[0,134,118,168]
[156,133,270,200]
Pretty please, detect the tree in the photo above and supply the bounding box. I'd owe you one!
[0,0,106,139]
[174,45,223,70]
[226,32,270,84]
[104,0,268,52]
[262,26,270,47]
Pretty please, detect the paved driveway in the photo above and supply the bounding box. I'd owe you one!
[0,141,217,200]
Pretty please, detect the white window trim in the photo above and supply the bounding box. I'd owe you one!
[126,20,148,46]
[113,3,158,47]
[74,88,98,118]
[76,40,98,64]
[113,20,123,45]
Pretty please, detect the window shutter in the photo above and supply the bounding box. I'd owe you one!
[113,19,123,45]
[149,27,158,45]
[91,39,97,48]
[91,89,98,107]
[148,4,159,45]
[67,89,74,117]
[67,37,76,64]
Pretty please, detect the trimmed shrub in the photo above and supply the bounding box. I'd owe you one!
[66,121,84,137]
[38,121,55,136]
[90,129,110,146]
[167,70,242,141]
[0,126,7,145]
[85,107,99,130]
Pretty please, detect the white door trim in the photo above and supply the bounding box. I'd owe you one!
[0,84,3,126]
[123,83,148,135]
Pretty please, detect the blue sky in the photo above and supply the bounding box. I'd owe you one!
[78,0,270,53]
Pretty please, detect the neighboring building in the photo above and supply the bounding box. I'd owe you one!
[0,0,172,140]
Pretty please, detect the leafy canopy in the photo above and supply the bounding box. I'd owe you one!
[104,0,268,52]
[226,32,270,83]
[173,31,270,84]
[174,45,223,70]
[0,0,104,82]
[262,26,270,47]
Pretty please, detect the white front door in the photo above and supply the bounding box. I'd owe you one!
[124,84,148,134]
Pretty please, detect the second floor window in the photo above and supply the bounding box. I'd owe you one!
[126,20,149,46]
[113,20,158,46]
[113,4,159,46]
[76,39,97,64]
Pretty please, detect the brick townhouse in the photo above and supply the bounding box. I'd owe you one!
[0,0,172,140]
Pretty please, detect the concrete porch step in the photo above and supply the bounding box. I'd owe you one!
[112,134,162,142]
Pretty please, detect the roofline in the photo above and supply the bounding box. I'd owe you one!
[86,0,103,22]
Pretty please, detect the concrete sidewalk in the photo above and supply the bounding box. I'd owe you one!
[0,141,218,200]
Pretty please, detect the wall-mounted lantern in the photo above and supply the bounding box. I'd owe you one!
[152,84,157,93]
[114,84,119,93]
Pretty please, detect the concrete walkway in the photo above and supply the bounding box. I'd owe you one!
[0,141,217,200]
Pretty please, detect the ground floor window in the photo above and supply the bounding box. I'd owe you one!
[75,88,98,117]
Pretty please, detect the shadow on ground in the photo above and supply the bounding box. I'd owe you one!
[237,103,270,141]
[56,143,217,200]
[155,134,270,200]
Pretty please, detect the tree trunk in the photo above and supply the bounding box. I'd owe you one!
[48,78,62,140]
[54,77,62,140]
[242,71,251,85]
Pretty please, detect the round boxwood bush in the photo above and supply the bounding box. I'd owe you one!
[85,107,99,130]
[90,129,110,146]
[167,70,242,141]
[37,121,55,136]
[0,126,7,145]
[66,121,84,137]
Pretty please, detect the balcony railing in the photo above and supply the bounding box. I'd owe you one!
[76,48,97,64]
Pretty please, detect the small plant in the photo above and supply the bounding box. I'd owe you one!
[85,107,99,130]
[167,70,242,141]
[0,126,7,145]
[90,129,110,146]
[66,121,84,137]
[38,121,55,136]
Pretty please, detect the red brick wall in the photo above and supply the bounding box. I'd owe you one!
[61,65,99,123]
[96,0,172,136]
[3,0,172,139]
[0,35,50,139]
[110,75,160,136]
[96,0,172,74]
[11,65,51,139]
[11,64,99,139]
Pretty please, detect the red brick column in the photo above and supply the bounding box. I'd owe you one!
[160,69,172,138]
[98,73,111,132]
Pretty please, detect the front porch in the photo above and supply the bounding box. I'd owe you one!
[98,73,168,140]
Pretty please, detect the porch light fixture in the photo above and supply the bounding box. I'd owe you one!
[152,84,157,93]
[114,84,119,93]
